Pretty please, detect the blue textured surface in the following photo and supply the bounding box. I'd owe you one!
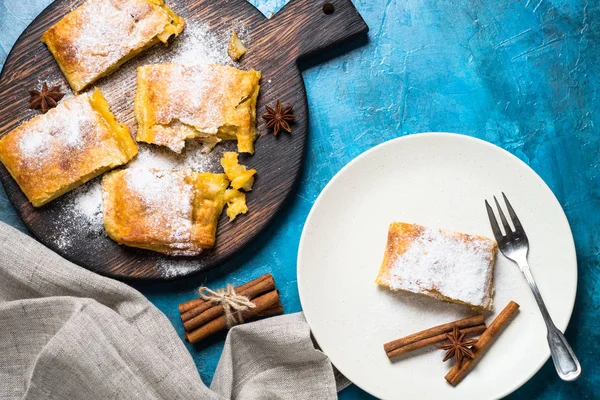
[1,0,598,398]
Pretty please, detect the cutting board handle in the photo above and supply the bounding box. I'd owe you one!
[266,0,368,64]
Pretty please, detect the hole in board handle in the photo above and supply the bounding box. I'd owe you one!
[323,3,335,15]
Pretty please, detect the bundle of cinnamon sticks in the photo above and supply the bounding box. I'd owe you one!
[179,273,283,344]
[383,300,520,386]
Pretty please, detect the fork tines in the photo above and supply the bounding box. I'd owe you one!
[485,193,525,240]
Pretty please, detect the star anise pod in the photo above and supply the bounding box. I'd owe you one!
[437,325,477,367]
[262,100,295,136]
[29,83,65,113]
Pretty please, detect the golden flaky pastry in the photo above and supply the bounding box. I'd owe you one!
[376,222,497,311]
[0,89,137,207]
[135,63,261,154]
[41,0,185,92]
[101,169,229,255]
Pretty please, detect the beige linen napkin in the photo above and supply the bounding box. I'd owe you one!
[0,221,344,399]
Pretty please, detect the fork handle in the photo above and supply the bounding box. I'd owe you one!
[521,265,582,381]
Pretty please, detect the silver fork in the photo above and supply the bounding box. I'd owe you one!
[485,193,581,381]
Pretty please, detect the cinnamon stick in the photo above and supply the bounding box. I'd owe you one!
[178,273,272,314]
[181,274,276,328]
[179,298,205,315]
[386,324,487,359]
[255,303,284,318]
[445,301,520,386]
[384,314,485,354]
[183,303,283,343]
[186,289,282,344]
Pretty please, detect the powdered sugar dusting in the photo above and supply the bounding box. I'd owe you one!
[169,23,231,66]
[63,0,172,86]
[52,180,104,250]
[127,142,219,173]
[74,182,104,227]
[387,227,496,309]
[156,258,199,279]
[18,94,96,168]
[19,132,46,158]
[125,169,194,243]
[150,63,225,129]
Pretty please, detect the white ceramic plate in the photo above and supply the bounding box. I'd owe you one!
[297,133,577,400]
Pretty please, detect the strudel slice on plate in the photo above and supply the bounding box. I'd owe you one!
[41,0,185,92]
[0,88,137,207]
[376,222,497,311]
[135,63,261,154]
[101,169,229,255]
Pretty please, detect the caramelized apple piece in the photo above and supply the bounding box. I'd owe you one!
[221,152,256,191]
[228,32,247,62]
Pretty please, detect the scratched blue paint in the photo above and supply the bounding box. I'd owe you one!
[0,0,598,398]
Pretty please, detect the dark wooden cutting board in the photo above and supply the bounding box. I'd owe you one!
[0,0,368,280]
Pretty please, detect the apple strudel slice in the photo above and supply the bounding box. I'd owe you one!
[376,222,497,311]
[101,169,229,255]
[41,0,185,92]
[135,63,261,154]
[0,88,137,207]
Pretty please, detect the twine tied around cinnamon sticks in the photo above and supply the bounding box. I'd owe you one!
[179,273,283,344]
[197,285,256,328]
